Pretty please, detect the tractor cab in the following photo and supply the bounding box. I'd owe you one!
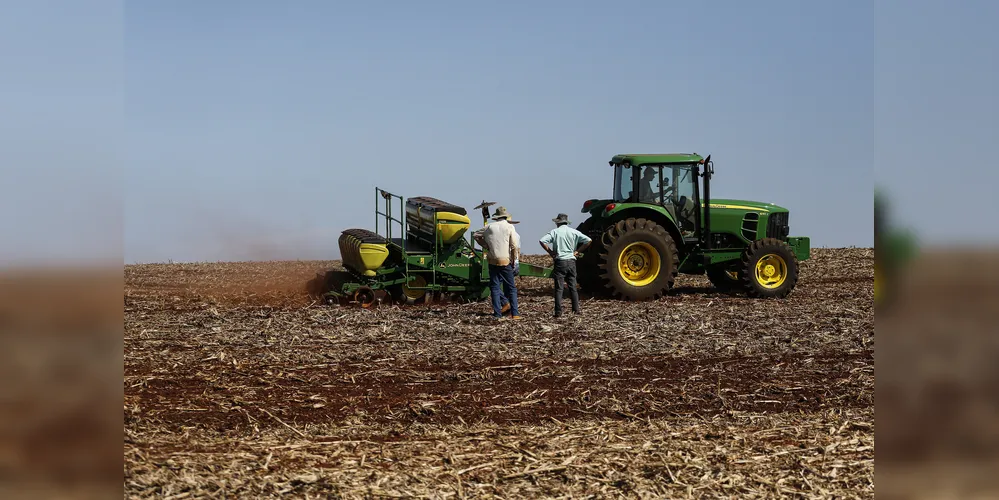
[612,161,698,239]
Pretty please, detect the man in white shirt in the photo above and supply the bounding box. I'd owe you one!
[473,206,522,320]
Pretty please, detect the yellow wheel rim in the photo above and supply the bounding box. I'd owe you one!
[617,241,661,287]
[754,253,788,289]
[402,275,427,300]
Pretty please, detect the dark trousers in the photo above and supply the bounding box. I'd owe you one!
[489,264,518,317]
[497,263,516,309]
[552,258,580,316]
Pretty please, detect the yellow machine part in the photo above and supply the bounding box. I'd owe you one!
[338,229,390,277]
[434,211,471,245]
[405,201,471,246]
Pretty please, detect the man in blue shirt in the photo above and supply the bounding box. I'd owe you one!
[539,213,592,317]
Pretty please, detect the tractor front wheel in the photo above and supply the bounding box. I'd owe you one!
[598,218,678,301]
[740,238,799,298]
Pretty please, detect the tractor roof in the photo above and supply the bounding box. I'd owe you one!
[609,153,704,166]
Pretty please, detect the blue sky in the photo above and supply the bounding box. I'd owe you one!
[124,1,876,262]
[1,2,995,264]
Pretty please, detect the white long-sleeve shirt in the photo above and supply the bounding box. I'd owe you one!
[473,219,520,266]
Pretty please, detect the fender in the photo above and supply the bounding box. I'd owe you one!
[596,203,686,260]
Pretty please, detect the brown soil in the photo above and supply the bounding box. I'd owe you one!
[128,352,870,432]
[125,248,874,498]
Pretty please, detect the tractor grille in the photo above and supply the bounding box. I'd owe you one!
[741,212,760,241]
[767,212,790,239]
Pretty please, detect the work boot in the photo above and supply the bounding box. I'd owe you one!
[501,303,511,314]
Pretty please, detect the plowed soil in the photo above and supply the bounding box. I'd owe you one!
[124,248,874,498]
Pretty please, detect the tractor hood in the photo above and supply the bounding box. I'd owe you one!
[705,198,787,213]
[581,198,788,215]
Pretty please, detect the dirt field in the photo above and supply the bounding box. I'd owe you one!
[124,248,873,498]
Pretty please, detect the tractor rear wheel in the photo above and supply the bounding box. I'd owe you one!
[740,238,799,298]
[576,246,607,297]
[598,218,678,301]
[706,266,744,292]
[574,218,604,296]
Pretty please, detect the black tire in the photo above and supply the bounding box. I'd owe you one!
[706,266,744,292]
[574,218,605,297]
[740,238,799,298]
[598,218,679,301]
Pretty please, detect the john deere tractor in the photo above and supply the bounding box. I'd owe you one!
[574,153,811,300]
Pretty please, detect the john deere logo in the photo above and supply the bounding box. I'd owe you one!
[441,262,471,268]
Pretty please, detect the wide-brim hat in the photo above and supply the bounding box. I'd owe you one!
[552,213,570,224]
[492,206,512,220]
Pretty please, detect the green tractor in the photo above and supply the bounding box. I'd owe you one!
[574,153,811,300]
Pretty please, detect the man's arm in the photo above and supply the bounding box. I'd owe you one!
[573,229,592,257]
[539,231,557,258]
[510,228,521,262]
[540,242,556,258]
[473,228,487,248]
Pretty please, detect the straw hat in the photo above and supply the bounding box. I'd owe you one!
[492,206,512,220]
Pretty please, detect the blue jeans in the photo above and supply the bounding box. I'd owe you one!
[497,263,517,308]
[489,264,518,317]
